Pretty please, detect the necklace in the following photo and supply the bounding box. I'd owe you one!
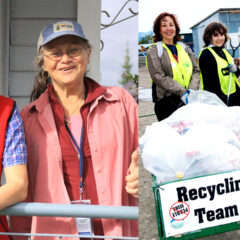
[63,98,85,125]
[53,89,85,124]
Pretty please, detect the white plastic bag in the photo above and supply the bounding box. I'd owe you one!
[140,90,240,183]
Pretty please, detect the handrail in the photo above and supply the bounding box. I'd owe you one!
[0,202,138,220]
[0,203,138,239]
[0,232,138,240]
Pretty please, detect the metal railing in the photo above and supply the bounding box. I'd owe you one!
[139,113,155,118]
[0,203,138,239]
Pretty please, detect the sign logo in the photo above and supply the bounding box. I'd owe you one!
[53,22,74,32]
[169,201,190,221]
[170,219,185,229]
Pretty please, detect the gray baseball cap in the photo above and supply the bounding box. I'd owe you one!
[37,20,88,52]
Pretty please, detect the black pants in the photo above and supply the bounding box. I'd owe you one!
[154,95,184,121]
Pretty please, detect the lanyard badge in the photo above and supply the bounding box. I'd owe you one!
[65,122,84,197]
[65,122,94,236]
[71,199,94,237]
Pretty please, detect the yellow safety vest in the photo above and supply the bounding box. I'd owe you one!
[146,41,193,88]
[162,42,193,88]
[199,47,240,95]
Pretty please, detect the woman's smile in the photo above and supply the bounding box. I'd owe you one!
[58,65,76,73]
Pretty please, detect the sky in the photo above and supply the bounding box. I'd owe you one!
[139,0,240,33]
[100,0,138,86]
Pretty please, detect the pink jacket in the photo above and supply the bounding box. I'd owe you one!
[10,85,138,240]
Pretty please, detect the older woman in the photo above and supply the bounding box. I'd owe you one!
[199,22,240,106]
[10,20,138,239]
[146,12,200,121]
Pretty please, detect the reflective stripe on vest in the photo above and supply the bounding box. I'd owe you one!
[145,43,155,83]
[199,47,240,95]
[162,42,193,88]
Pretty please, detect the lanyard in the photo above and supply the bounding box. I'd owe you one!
[65,122,84,198]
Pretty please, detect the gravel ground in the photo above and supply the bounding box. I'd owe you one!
[139,65,159,240]
[138,65,240,240]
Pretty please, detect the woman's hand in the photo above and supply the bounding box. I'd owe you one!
[125,149,139,198]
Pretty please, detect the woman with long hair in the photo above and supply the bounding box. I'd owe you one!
[146,12,200,121]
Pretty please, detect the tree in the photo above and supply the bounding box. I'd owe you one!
[119,42,138,102]
[138,34,153,44]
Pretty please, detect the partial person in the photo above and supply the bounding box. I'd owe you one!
[10,20,138,239]
[199,22,240,106]
[146,12,200,121]
[0,96,28,240]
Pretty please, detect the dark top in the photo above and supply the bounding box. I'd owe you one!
[166,44,178,62]
[199,46,240,106]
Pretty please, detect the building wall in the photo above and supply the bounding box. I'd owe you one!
[220,12,240,57]
[6,0,77,110]
[180,33,194,52]
[192,13,220,57]
[192,10,240,59]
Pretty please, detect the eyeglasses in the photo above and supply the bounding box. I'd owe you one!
[44,47,87,61]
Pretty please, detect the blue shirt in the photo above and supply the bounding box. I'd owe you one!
[3,105,27,167]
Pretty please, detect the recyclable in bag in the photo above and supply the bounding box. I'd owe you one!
[139,90,240,183]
